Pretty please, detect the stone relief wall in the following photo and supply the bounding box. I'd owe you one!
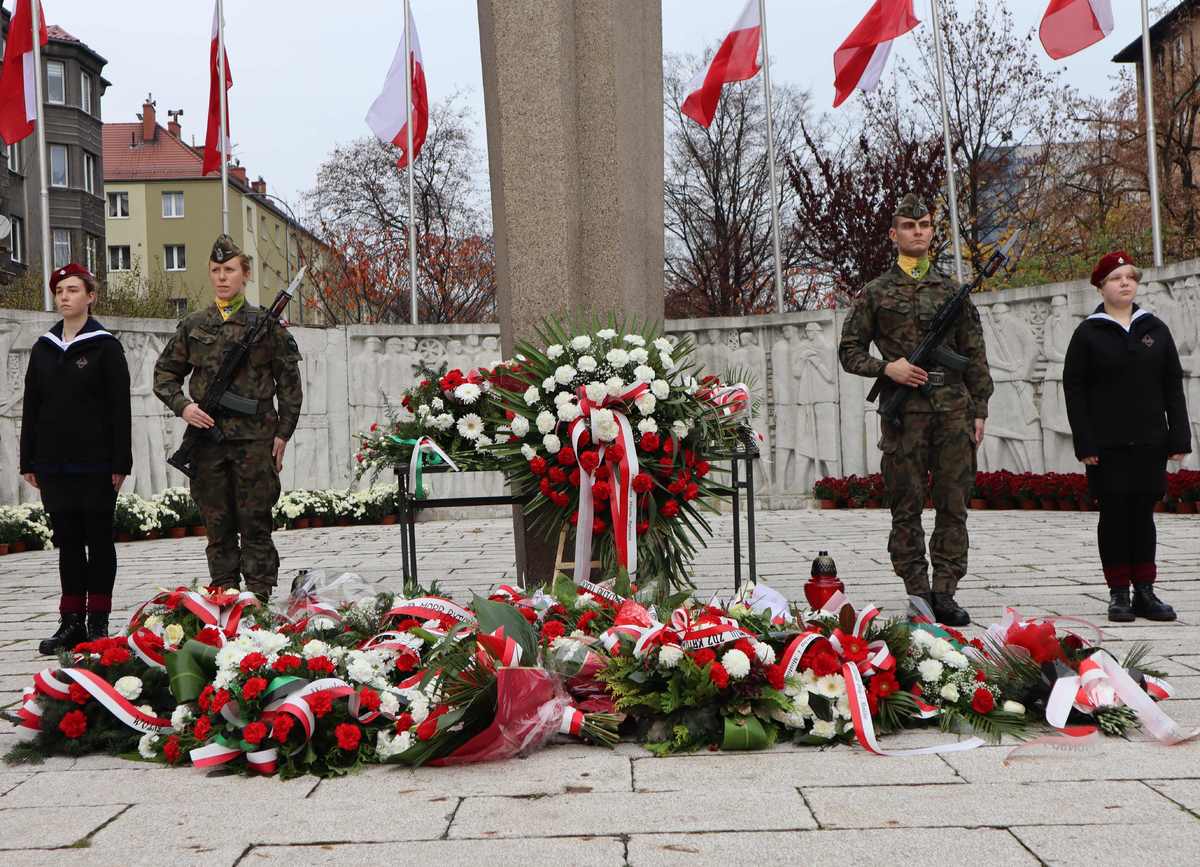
[2,258,1198,507]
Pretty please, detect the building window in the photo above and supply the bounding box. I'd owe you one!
[107,191,129,218]
[108,245,131,271]
[164,244,186,271]
[162,191,185,218]
[52,229,71,268]
[9,215,24,263]
[49,144,68,187]
[80,72,93,114]
[84,235,98,273]
[83,152,97,194]
[6,142,21,173]
[46,61,65,105]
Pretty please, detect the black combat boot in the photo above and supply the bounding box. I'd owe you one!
[86,613,110,641]
[931,592,970,627]
[38,613,88,656]
[1107,588,1135,622]
[1132,585,1176,621]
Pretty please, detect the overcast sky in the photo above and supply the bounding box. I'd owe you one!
[37,0,1150,212]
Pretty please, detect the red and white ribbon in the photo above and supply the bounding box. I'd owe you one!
[191,741,278,774]
[57,668,172,735]
[780,632,832,678]
[842,663,984,756]
[477,628,523,668]
[680,622,753,652]
[387,597,476,628]
[127,629,166,670]
[559,706,585,737]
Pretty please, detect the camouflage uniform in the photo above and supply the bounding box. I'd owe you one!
[838,197,993,596]
[153,237,303,598]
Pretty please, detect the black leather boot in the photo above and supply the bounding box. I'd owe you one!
[1107,588,1135,622]
[1132,585,1176,621]
[38,613,88,656]
[931,592,970,627]
[86,613,110,641]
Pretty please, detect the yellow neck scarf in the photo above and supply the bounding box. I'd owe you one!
[214,294,245,321]
[897,254,931,281]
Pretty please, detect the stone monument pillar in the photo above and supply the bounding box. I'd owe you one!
[477,0,665,582]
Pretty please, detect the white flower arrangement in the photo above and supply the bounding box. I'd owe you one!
[658,645,684,669]
[114,676,143,701]
[722,648,751,680]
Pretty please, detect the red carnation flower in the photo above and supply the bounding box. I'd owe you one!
[210,689,232,714]
[709,663,730,689]
[357,688,381,712]
[335,723,362,751]
[242,721,268,745]
[607,441,625,462]
[632,472,653,494]
[692,648,716,667]
[306,656,335,675]
[683,449,696,467]
[539,477,553,496]
[530,457,548,476]
[395,649,419,672]
[549,466,567,484]
[416,717,439,741]
[1006,622,1063,664]
[577,610,598,632]
[272,714,295,742]
[569,468,581,487]
[636,520,649,535]
[975,669,988,682]
[667,477,686,495]
[519,607,538,624]
[239,652,269,674]
[272,654,302,674]
[551,491,569,507]
[163,735,182,764]
[683,482,700,501]
[308,691,334,718]
[695,460,711,478]
[241,676,268,701]
[640,432,660,452]
[99,646,131,667]
[576,429,591,447]
[68,683,91,705]
[395,712,415,733]
[971,688,995,714]
[592,517,608,534]
[660,500,680,519]
[766,663,787,690]
[196,627,223,648]
[802,647,841,678]
[661,437,675,455]
[592,480,612,500]
[658,456,674,472]
[579,450,600,474]
[193,716,213,741]
[58,709,88,739]
[541,620,566,643]
[557,447,576,466]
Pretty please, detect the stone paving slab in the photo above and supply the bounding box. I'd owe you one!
[1010,822,1200,866]
[246,837,626,866]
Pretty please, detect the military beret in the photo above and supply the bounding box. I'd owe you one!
[1090,250,1134,287]
[210,234,244,264]
[893,193,930,220]
[49,262,94,291]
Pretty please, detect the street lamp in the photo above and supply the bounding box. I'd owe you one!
[249,190,305,325]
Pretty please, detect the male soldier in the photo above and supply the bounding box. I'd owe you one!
[153,235,303,601]
[838,195,992,625]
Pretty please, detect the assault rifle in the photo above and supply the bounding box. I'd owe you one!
[167,268,306,479]
[867,233,1019,429]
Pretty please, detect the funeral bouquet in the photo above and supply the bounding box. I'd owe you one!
[491,319,744,595]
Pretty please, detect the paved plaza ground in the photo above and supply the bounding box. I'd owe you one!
[1,508,1198,865]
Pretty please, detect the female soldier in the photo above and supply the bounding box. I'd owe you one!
[153,235,303,602]
[1064,251,1191,622]
[19,264,132,653]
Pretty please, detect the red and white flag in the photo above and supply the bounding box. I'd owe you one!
[833,0,919,108]
[202,0,233,176]
[0,0,48,145]
[366,4,428,169]
[1039,0,1114,60]
[680,0,762,128]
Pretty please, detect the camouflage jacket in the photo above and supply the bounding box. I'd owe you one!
[838,265,993,417]
[153,302,303,440]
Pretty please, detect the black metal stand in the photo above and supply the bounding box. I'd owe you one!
[716,439,760,592]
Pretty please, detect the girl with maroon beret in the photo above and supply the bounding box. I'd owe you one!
[1063,252,1191,622]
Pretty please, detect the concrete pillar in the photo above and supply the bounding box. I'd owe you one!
[477,0,665,582]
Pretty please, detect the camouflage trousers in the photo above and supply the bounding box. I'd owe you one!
[189,439,281,598]
[879,410,976,596]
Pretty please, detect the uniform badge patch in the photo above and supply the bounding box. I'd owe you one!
[1142,335,1155,348]
[75,357,88,368]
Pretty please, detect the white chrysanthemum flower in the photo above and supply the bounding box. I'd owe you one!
[650,379,670,400]
[754,642,776,666]
[585,382,607,404]
[658,645,684,669]
[810,719,838,740]
[542,376,557,391]
[546,344,565,360]
[910,629,934,648]
[114,676,143,701]
[577,355,597,373]
[660,353,675,370]
[929,638,952,660]
[570,335,592,351]
[591,408,620,442]
[543,433,562,453]
[1003,700,1026,715]
[454,383,482,404]
[302,639,330,659]
[416,404,431,418]
[596,328,617,340]
[633,364,655,382]
[799,668,818,687]
[940,683,960,703]
[430,397,444,410]
[558,401,582,423]
[138,732,160,760]
[475,434,494,449]
[835,697,853,719]
[623,334,646,347]
[163,623,185,648]
[555,365,577,384]
[521,444,536,461]
[328,646,348,663]
[605,347,630,367]
[652,337,672,352]
[523,385,541,406]
[379,690,401,717]
[169,703,194,731]
[213,668,237,689]
[510,415,530,437]
[604,375,625,396]
[943,650,969,670]
[637,418,658,434]
[575,594,600,610]
[215,644,247,671]
[722,648,751,680]
[457,414,484,440]
[628,347,649,364]
[634,392,656,415]
[433,413,454,431]
[399,688,431,724]
[536,410,556,434]
[553,391,573,407]
[918,659,945,682]
[672,419,691,438]
[814,675,845,699]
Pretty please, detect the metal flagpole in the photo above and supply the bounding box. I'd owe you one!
[217,0,230,235]
[1140,0,1164,267]
[405,0,418,325]
[757,0,785,313]
[30,0,52,310]
[929,0,964,284]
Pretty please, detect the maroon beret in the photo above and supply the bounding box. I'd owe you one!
[49,262,95,292]
[1090,250,1134,288]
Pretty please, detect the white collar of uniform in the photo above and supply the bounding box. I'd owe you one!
[40,326,112,351]
[1086,307,1149,333]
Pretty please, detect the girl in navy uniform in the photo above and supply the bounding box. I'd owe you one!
[19,264,132,653]
[1064,252,1191,623]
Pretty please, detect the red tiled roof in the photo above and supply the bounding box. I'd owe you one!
[103,122,246,184]
[47,24,80,43]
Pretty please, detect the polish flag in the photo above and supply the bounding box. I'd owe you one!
[0,0,49,146]
[202,0,233,176]
[680,0,762,128]
[1039,0,1115,60]
[366,4,428,169]
[833,0,919,108]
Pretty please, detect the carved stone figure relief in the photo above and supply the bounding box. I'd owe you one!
[978,303,1043,473]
